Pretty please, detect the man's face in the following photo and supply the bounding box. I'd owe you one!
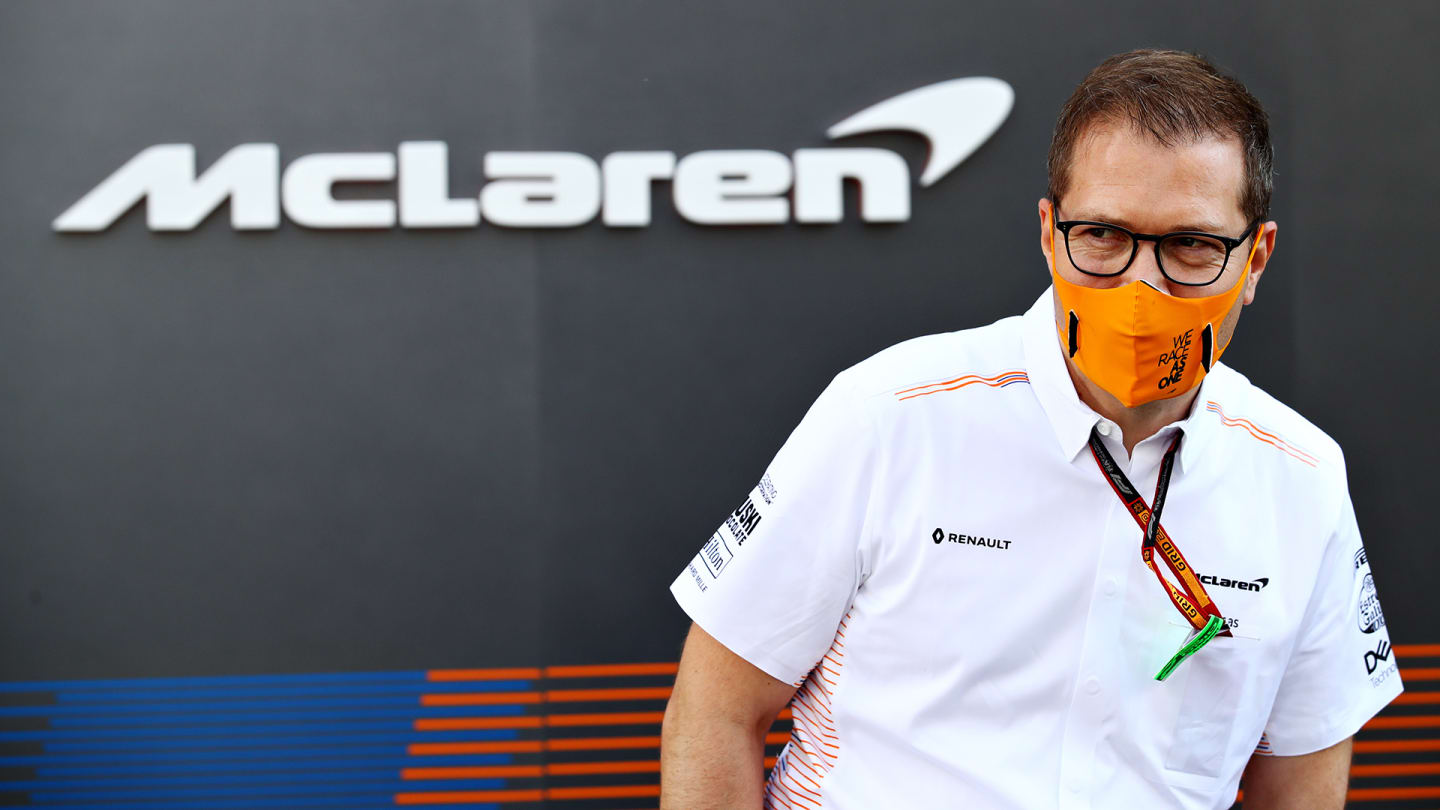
[1039,121,1275,352]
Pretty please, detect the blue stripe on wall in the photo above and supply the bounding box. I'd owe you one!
[45,705,524,727]
[32,795,501,801]
[3,695,535,716]
[30,753,512,776]
[6,743,507,764]
[0,671,436,693]
[53,680,530,702]
[41,728,519,751]
[27,777,507,801]
[3,718,527,741]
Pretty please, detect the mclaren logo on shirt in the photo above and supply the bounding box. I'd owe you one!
[1196,573,1270,592]
[932,527,1011,550]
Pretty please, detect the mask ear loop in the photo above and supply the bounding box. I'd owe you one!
[1212,222,1265,357]
[1047,208,1081,356]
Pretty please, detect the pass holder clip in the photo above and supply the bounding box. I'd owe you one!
[1155,614,1223,682]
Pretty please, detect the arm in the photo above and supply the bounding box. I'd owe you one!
[660,623,798,810]
[1240,736,1352,810]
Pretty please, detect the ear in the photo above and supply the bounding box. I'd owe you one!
[1038,198,1055,272]
[1242,221,1277,305]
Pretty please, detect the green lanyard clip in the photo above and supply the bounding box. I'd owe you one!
[1155,615,1224,682]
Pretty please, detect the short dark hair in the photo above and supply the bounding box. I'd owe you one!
[1047,49,1273,223]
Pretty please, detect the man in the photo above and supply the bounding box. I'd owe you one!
[660,50,1402,810]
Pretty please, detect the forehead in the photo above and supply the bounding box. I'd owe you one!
[1063,121,1247,232]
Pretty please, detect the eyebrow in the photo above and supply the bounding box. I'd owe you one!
[1064,211,1233,235]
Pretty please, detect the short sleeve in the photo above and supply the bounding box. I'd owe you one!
[670,374,877,686]
[1259,480,1403,756]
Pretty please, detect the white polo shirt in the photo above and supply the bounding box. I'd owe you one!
[671,288,1402,810]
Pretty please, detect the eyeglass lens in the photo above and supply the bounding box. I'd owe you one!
[1066,224,1230,285]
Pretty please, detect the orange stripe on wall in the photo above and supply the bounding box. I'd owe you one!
[409,741,544,755]
[545,711,667,727]
[547,761,660,776]
[403,765,544,779]
[421,692,544,706]
[1355,740,1440,753]
[1395,644,1440,657]
[1364,715,1440,729]
[396,789,544,804]
[414,709,782,731]
[1400,668,1440,680]
[408,733,787,755]
[545,687,673,702]
[545,663,679,678]
[1351,763,1440,777]
[546,736,660,751]
[1348,786,1440,801]
[1392,692,1440,705]
[414,717,544,731]
[546,785,661,800]
[427,668,542,681]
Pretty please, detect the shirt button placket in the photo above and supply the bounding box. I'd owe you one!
[1059,461,1133,810]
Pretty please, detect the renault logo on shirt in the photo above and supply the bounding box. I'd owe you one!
[931,527,1011,549]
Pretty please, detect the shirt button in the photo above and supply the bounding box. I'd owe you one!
[1084,676,1102,695]
[1096,421,1112,436]
[1103,577,1118,596]
[1068,779,1083,794]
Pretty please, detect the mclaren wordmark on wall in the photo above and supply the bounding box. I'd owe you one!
[53,78,1012,233]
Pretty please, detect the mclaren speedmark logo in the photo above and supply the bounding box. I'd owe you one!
[53,78,1013,232]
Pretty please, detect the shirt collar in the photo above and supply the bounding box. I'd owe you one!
[1020,286,1220,472]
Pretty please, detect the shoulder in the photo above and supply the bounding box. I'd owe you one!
[828,313,1028,406]
[1203,363,1345,478]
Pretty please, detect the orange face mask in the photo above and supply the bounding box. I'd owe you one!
[1046,210,1261,408]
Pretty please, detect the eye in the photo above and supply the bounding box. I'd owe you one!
[1074,225,1125,245]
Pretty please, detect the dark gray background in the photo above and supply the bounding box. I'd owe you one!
[1,0,1434,686]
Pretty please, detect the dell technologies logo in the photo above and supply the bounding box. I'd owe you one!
[53,78,1012,233]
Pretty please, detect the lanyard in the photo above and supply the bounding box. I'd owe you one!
[1087,427,1229,639]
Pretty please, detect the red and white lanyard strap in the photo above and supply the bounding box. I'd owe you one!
[1087,427,1229,636]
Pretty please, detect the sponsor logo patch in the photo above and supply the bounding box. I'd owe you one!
[1195,573,1270,592]
[726,497,763,546]
[931,527,1011,550]
[1364,639,1392,675]
[1357,573,1386,634]
[757,474,778,506]
[698,532,734,581]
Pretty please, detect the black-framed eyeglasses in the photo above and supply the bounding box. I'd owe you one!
[1053,211,1261,287]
